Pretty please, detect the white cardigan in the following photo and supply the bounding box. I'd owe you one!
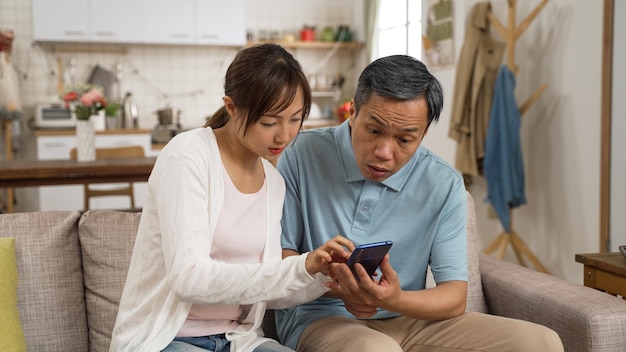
[109,128,328,352]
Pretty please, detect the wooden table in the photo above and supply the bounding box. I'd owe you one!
[0,157,156,188]
[575,252,626,298]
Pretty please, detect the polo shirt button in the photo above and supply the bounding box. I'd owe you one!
[363,206,369,212]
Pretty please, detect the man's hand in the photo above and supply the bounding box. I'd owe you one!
[326,255,402,318]
[328,255,468,321]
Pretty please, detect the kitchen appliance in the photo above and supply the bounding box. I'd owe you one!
[35,103,76,128]
[122,92,138,129]
[151,124,180,144]
[156,107,180,125]
[151,107,182,144]
[87,65,116,99]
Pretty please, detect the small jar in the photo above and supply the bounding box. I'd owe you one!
[335,25,352,42]
[321,27,335,41]
[300,27,315,41]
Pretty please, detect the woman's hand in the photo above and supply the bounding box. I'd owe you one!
[305,235,354,275]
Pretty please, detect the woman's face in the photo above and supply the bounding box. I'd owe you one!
[236,89,305,162]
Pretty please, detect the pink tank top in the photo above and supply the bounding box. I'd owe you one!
[177,167,267,337]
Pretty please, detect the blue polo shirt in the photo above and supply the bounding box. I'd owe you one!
[276,120,468,349]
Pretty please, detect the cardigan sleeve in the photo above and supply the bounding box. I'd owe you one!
[150,134,321,306]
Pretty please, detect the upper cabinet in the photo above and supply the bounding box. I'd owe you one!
[32,0,90,42]
[144,0,195,44]
[90,0,144,43]
[196,0,246,46]
[32,0,246,46]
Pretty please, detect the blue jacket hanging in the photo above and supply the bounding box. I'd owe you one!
[484,65,526,232]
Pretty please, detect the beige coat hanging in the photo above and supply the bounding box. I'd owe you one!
[449,2,505,184]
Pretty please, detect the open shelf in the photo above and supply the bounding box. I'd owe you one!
[311,89,340,98]
[246,40,364,50]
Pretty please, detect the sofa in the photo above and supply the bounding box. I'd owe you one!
[1,193,626,352]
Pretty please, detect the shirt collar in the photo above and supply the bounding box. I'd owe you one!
[335,119,419,192]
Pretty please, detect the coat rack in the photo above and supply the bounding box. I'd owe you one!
[0,28,17,214]
[1,121,14,213]
[482,0,549,273]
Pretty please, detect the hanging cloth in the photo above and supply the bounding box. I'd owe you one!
[0,34,23,155]
[448,2,505,185]
[484,65,526,232]
[0,50,22,122]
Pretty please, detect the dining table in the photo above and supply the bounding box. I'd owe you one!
[0,156,157,188]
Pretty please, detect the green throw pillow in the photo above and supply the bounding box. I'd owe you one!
[0,237,26,352]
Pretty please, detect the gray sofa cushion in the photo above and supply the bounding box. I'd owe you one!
[0,211,88,352]
[78,210,141,352]
[463,192,488,312]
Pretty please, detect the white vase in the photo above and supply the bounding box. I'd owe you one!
[75,119,96,162]
[91,110,106,131]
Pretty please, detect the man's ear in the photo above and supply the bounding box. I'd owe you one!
[349,99,356,119]
[348,99,356,128]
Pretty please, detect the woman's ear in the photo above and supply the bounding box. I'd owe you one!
[223,96,236,118]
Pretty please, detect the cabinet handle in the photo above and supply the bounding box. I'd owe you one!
[64,30,85,36]
[95,31,116,37]
[200,34,219,39]
[43,142,67,148]
[170,33,191,39]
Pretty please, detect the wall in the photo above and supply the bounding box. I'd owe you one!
[610,0,626,251]
[0,0,364,137]
[0,0,365,211]
[1,0,605,284]
[423,0,603,284]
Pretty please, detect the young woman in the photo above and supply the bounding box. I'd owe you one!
[109,44,354,352]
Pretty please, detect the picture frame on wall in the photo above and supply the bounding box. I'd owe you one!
[422,0,455,70]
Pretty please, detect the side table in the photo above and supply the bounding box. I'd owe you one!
[575,252,626,298]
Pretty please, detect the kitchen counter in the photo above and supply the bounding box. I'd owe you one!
[29,130,158,211]
[34,128,152,136]
[32,123,339,151]
[34,128,164,155]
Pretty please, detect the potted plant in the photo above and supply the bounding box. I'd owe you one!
[61,84,109,161]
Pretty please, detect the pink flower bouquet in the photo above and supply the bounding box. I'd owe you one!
[61,84,108,120]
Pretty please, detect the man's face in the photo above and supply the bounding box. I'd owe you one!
[348,94,430,182]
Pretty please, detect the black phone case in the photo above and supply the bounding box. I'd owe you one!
[347,241,393,277]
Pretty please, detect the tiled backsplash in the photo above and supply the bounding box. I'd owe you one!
[1,0,364,134]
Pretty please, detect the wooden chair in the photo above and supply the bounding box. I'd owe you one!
[69,145,145,210]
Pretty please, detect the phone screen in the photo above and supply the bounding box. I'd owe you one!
[347,241,393,278]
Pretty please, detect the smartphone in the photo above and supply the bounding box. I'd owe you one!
[347,241,393,279]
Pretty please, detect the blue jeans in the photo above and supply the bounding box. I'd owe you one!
[161,335,294,352]
[162,334,230,352]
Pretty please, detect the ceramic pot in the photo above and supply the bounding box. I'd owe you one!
[91,110,106,131]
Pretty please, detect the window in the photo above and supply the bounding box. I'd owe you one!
[375,0,422,60]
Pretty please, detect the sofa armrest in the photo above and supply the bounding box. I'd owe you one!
[479,253,626,352]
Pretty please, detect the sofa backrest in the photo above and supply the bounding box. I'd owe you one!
[0,211,89,352]
[0,190,485,352]
[77,210,142,352]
